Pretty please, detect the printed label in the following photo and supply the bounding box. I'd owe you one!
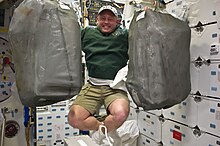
[136,11,145,21]
[173,130,182,141]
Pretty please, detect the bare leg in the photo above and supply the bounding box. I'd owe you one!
[104,98,130,132]
[68,98,129,132]
[68,105,102,131]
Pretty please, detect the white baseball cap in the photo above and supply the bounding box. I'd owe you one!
[98,5,118,17]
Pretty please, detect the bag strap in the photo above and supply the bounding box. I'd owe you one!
[99,125,113,146]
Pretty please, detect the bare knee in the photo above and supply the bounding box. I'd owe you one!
[113,109,129,125]
[108,99,130,125]
[68,105,89,129]
[68,109,80,129]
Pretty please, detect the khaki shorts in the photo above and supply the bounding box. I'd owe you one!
[72,82,128,115]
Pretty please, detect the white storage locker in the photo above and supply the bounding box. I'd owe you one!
[146,109,163,117]
[190,24,220,96]
[190,62,200,94]
[190,62,211,96]
[197,96,220,136]
[209,63,220,97]
[162,95,198,127]
[36,112,53,141]
[197,132,220,146]
[190,24,219,59]
[138,134,162,146]
[138,110,162,142]
[194,63,220,97]
[162,119,197,146]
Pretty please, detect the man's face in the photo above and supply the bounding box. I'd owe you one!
[96,10,120,34]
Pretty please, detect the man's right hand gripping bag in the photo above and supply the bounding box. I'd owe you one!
[8,0,82,107]
[126,10,191,110]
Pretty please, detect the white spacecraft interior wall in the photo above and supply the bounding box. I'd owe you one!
[0,84,27,146]
[135,0,220,145]
[0,6,28,146]
[188,1,220,138]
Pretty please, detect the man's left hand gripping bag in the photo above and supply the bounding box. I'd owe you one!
[8,0,82,107]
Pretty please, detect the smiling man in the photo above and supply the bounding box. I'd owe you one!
[68,5,129,146]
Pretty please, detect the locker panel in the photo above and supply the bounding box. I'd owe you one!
[138,110,162,142]
[191,62,220,96]
[162,95,198,127]
[209,63,220,97]
[36,100,79,145]
[162,120,197,146]
[36,113,53,140]
[190,62,200,94]
[198,64,212,96]
[197,132,220,146]
[137,134,162,146]
[146,109,163,117]
[190,63,211,96]
[190,24,219,58]
[198,96,220,136]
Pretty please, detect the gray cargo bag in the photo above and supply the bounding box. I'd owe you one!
[126,10,191,110]
[8,0,82,107]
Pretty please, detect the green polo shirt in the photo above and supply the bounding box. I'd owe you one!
[81,26,129,80]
